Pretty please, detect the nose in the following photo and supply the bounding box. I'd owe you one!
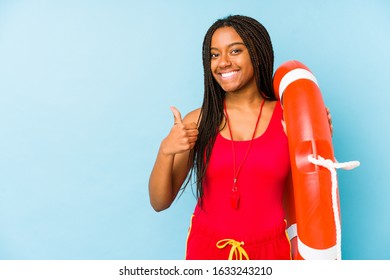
[219,53,232,68]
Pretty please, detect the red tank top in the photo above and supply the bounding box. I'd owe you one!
[193,101,290,238]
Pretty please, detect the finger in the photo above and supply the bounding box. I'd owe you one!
[187,137,198,144]
[170,106,183,124]
[185,122,198,129]
[281,120,287,135]
[185,129,199,137]
[330,124,334,137]
[325,107,332,120]
[325,107,333,136]
[182,124,198,133]
[186,132,198,140]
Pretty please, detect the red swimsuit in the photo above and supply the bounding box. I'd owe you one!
[185,101,292,260]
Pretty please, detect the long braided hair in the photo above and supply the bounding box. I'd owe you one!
[188,15,277,206]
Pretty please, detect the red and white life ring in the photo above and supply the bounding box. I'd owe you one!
[273,60,350,260]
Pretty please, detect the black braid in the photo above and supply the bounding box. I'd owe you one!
[183,15,276,207]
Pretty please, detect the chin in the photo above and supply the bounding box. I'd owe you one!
[220,83,240,93]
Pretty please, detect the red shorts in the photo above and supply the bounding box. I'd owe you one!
[185,215,291,260]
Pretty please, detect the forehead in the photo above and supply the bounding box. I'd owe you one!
[211,26,244,47]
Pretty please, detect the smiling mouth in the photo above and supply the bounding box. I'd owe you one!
[220,71,238,79]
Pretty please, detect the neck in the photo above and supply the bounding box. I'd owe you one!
[225,90,265,109]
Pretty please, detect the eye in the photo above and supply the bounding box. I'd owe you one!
[231,49,241,55]
[211,53,219,59]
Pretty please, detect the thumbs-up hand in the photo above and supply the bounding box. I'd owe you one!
[160,106,199,155]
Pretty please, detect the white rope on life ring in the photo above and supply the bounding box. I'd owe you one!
[307,154,360,260]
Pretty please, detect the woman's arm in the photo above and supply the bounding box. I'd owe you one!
[148,107,200,212]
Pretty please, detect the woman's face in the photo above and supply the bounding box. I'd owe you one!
[210,26,256,94]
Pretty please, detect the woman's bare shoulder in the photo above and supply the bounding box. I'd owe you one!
[183,108,201,125]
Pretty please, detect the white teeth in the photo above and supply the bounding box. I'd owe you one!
[221,71,237,78]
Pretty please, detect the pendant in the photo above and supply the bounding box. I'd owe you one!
[231,184,240,209]
[231,191,240,209]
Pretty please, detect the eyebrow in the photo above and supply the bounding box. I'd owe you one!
[210,42,246,51]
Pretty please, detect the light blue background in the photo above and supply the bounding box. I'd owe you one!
[0,0,389,260]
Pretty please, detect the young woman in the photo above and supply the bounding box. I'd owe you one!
[149,15,331,260]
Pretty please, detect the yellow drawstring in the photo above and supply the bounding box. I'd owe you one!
[216,239,250,260]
